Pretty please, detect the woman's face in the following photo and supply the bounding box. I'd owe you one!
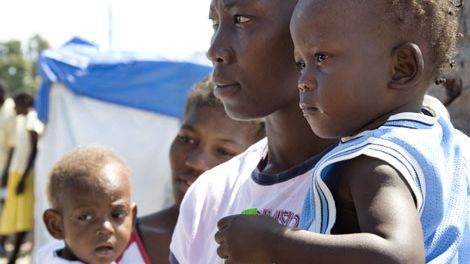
[207,0,300,120]
[170,105,258,205]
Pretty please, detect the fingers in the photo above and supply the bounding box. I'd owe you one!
[216,217,230,260]
[217,215,230,229]
[217,243,228,259]
[215,228,225,244]
[216,215,243,263]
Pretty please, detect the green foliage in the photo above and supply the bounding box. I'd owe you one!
[0,35,50,95]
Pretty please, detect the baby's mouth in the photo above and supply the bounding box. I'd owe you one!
[95,244,115,257]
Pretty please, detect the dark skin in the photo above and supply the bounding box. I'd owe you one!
[215,0,429,263]
[207,0,334,174]
[173,2,333,262]
[14,101,38,196]
[0,149,13,188]
[138,106,259,264]
[5,130,36,264]
[15,131,37,195]
[138,206,178,264]
[44,163,137,264]
[0,99,38,264]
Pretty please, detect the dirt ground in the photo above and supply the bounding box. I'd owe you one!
[0,255,30,264]
[0,239,32,264]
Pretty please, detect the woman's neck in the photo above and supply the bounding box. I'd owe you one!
[262,105,336,174]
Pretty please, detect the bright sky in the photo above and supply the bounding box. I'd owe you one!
[0,0,213,63]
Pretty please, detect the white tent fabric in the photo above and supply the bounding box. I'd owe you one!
[32,38,211,254]
[35,83,180,248]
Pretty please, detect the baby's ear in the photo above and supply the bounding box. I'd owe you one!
[131,203,138,227]
[389,42,424,89]
[43,209,64,240]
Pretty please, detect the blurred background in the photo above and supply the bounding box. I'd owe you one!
[0,1,213,263]
[0,0,212,94]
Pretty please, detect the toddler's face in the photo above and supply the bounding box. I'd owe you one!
[290,0,393,138]
[169,105,256,204]
[59,164,135,264]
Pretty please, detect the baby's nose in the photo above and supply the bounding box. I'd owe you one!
[97,220,114,238]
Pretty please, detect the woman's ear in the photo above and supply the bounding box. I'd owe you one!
[389,42,424,89]
[43,209,64,240]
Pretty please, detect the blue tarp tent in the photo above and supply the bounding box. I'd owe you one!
[36,37,211,122]
[34,37,211,248]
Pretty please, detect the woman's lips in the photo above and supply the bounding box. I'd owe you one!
[213,83,241,99]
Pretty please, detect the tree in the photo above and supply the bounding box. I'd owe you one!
[0,35,50,94]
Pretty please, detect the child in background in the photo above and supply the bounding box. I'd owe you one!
[214,0,469,263]
[36,145,137,264]
[0,80,16,195]
[0,91,42,264]
[0,81,16,256]
[117,76,265,264]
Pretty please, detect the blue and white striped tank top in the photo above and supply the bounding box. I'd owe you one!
[300,112,470,264]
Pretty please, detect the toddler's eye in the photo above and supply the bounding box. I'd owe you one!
[78,214,93,222]
[234,15,250,24]
[315,53,328,63]
[112,210,128,219]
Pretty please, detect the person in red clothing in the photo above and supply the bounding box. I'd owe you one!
[118,76,265,264]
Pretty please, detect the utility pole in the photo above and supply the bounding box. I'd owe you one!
[108,6,113,50]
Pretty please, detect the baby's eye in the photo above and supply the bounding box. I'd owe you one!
[111,210,128,219]
[295,60,306,70]
[78,214,93,222]
[234,15,251,24]
[315,53,328,63]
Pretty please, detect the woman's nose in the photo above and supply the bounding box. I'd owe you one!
[206,28,233,64]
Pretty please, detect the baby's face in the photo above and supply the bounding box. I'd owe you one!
[59,164,135,264]
[290,0,394,138]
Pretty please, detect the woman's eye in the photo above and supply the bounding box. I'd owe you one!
[315,53,328,63]
[78,214,93,222]
[234,15,250,24]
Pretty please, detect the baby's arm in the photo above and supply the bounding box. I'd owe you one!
[215,156,425,264]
